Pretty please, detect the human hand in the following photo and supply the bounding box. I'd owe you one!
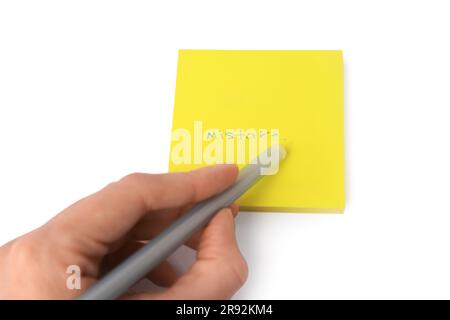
[0,164,247,299]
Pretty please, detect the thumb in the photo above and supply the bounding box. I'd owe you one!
[130,208,248,300]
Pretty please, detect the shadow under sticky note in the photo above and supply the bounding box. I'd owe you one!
[168,50,344,213]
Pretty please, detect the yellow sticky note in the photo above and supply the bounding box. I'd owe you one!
[169,50,344,213]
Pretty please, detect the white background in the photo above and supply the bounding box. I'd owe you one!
[1,1,449,299]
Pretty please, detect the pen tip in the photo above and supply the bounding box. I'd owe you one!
[278,144,287,160]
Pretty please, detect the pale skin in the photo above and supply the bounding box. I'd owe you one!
[0,164,248,299]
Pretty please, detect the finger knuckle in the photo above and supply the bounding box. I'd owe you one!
[7,237,38,266]
[226,254,249,288]
[120,172,145,185]
[116,172,159,210]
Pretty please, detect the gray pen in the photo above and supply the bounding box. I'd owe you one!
[78,144,287,300]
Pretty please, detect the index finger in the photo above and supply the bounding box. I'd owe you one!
[50,164,238,251]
